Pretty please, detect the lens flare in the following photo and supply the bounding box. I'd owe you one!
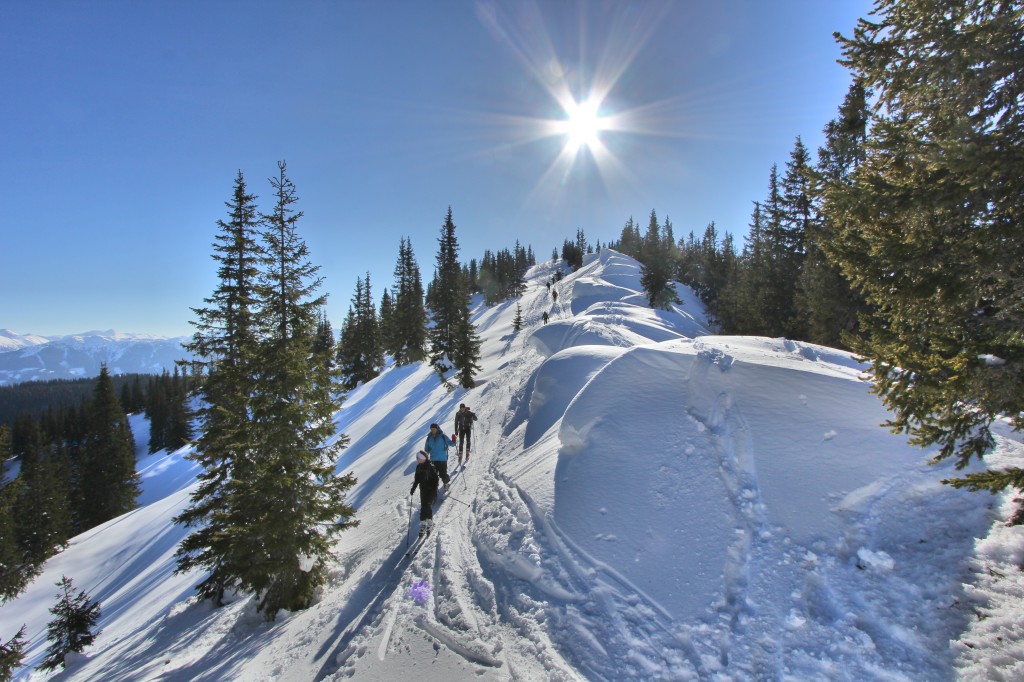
[558,97,607,152]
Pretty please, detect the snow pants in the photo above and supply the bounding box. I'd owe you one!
[457,429,472,456]
[419,487,436,521]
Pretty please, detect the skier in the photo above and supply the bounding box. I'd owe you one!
[422,422,455,487]
[410,452,439,537]
[454,403,478,465]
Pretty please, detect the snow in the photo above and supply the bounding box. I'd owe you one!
[0,330,50,352]
[3,249,1023,681]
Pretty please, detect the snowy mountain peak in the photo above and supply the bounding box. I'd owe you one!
[0,330,191,385]
[0,328,50,351]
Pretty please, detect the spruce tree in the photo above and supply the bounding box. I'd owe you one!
[175,170,262,603]
[337,275,383,388]
[0,625,26,680]
[378,289,395,359]
[801,81,870,348]
[244,161,357,618]
[427,207,481,387]
[639,209,680,309]
[0,479,24,602]
[777,136,813,338]
[390,237,427,366]
[512,301,523,332]
[830,0,1024,516]
[14,425,71,569]
[78,365,139,530]
[39,576,101,672]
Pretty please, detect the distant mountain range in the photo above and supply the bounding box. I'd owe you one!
[0,329,193,385]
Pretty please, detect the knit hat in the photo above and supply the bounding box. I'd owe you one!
[430,423,440,430]
[416,452,427,462]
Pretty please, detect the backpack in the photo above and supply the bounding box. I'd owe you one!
[426,462,440,488]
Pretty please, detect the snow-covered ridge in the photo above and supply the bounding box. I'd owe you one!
[2,249,1021,681]
[0,329,50,351]
[0,330,191,385]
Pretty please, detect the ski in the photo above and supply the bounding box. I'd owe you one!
[404,528,431,559]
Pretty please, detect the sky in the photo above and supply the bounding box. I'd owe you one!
[3,250,1021,680]
[0,0,869,338]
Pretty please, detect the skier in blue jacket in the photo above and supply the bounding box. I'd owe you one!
[421,422,455,487]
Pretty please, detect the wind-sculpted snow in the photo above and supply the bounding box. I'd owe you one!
[522,345,623,448]
[3,249,1022,682]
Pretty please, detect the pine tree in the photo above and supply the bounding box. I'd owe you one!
[175,169,262,603]
[77,365,139,530]
[243,161,357,618]
[166,366,193,451]
[337,274,383,388]
[801,81,870,348]
[377,289,395,359]
[0,625,26,680]
[0,478,24,602]
[389,237,427,366]
[512,301,523,332]
[777,136,813,338]
[427,207,481,387]
[14,424,71,569]
[830,0,1024,517]
[39,576,101,671]
[639,209,680,309]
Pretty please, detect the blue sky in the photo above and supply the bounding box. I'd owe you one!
[0,0,868,338]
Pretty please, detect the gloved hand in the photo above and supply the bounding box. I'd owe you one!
[451,433,457,443]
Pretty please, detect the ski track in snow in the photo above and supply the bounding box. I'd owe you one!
[4,251,1015,682]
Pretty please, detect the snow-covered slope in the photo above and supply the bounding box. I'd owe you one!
[3,249,1022,681]
[0,330,191,385]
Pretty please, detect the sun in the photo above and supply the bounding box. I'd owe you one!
[558,97,607,152]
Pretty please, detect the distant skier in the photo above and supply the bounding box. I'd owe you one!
[422,422,455,487]
[410,451,439,536]
[454,403,478,466]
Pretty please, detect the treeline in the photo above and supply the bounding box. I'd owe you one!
[0,367,142,603]
[0,373,155,427]
[600,82,867,352]
[0,367,193,605]
[336,207,488,391]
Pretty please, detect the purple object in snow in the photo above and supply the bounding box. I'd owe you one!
[410,579,431,605]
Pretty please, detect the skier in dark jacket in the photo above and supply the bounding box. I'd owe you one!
[410,452,439,536]
[454,403,478,465]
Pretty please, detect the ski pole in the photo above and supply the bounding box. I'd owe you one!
[406,493,413,548]
[444,494,472,507]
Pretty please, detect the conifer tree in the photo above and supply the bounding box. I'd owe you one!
[389,237,427,366]
[378,289,395,359]
[77,365,139,530]
[166,366,193,451]
[39,576,101,672]
[427,207,481,387]
[801,81,869,348]
[313,310,336,366]
[244,161,357,618]
[175,169,262,603]
[0,479,24,602]
[337,274,383,388]
[14,424,71,568]
[830,0,1024,517]
[512,301,523,332]
[639,209,680,309]
[0,625,26,680]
